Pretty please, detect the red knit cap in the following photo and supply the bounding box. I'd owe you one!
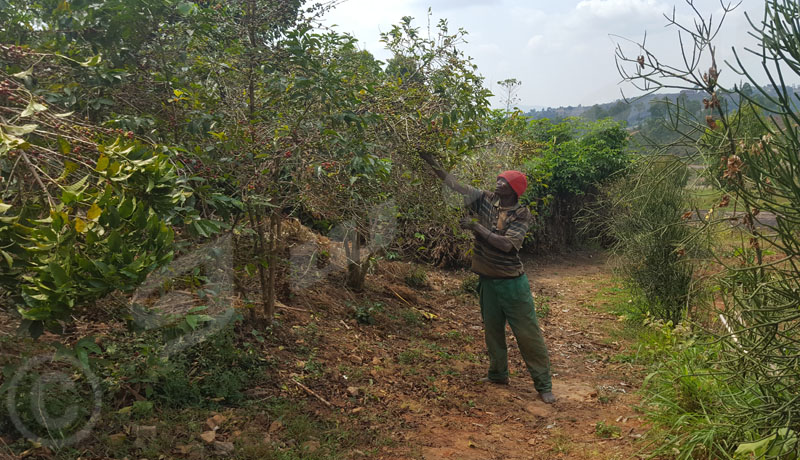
[498,170,527,197]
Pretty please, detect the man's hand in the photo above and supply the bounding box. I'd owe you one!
[418,152,471,196]
[460,215,478,231]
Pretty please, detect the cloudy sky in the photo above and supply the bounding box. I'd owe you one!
[322,0,786,110]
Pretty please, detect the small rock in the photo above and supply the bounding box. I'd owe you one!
[347,386,360,397]
[213,440,235,456]
[200,430,216,444]
[302,440,320,452]
[268,420,283,433]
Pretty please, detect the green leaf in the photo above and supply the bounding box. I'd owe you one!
[58,137,71,154]
[0,250,12,268]
[19,320,44,339]
[77,349,89,367]
[108,231,122,252]
[20,100,47,118]
[77,337,102,355]
[118,198,135,218]
[64,174,89,194]
[108,161,122,176]
[2,124,38,135]
[96,155,109,172]
[177,2,198,16]
[49,262,69,287]
[735,429,798,459]
[185,314,199,329]
[81,55,102,67]
[58,160,79,181]
[12,67,33,79]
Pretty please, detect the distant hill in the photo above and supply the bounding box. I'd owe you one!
[526,90,707,126]
[524,84,800,127]
[524,84,800,156]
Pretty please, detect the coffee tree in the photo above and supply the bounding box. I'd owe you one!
[0,66,194,337]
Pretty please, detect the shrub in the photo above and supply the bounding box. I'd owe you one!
[460,274,480,296]
[590,157,705,324]
[350,301,384,325]
[102,324,266,409]
[404,266,429,289]
[535,295,551,318]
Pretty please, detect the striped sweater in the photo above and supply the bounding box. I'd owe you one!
[465,186,531,278]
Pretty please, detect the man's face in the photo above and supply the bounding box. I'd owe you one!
[495,177,515,198]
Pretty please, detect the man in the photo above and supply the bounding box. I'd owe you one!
[420,153,556,404]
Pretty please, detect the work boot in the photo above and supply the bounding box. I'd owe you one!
[539,391,556,404]
[479,377,509,385]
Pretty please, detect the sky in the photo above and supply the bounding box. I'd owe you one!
[321,0,788,110]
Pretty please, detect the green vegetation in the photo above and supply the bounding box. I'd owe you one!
[12,0,800,459]
[404,266,429,289]
[606,1,800,458]
[594,421,622,439]
[589,157,706,324]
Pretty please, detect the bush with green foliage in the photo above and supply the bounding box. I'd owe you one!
[404,266,429,289]
[100,323,266,408]
[460,274,480,296]
[591,157,704,324]
[0,73,202,336]
[615,0,800,457]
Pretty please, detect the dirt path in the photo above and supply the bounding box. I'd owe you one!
[378,251,647,459]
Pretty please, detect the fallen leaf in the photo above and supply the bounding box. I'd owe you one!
[268,420,283,433]
[200,430,216,444]
[205,414,226,431]
[108,433,126,445]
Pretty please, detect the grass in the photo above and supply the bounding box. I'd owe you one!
[687,187,723,210]
[549,430,573,455]
[404,266,429,289]
[397,348,423,365]
[595,420,622,439]
[590,278,632,315]
[535,295,551,318]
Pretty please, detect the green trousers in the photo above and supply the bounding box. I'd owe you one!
[479,274,552,393]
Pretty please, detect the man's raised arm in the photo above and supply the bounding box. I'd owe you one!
[419,152,471,196]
